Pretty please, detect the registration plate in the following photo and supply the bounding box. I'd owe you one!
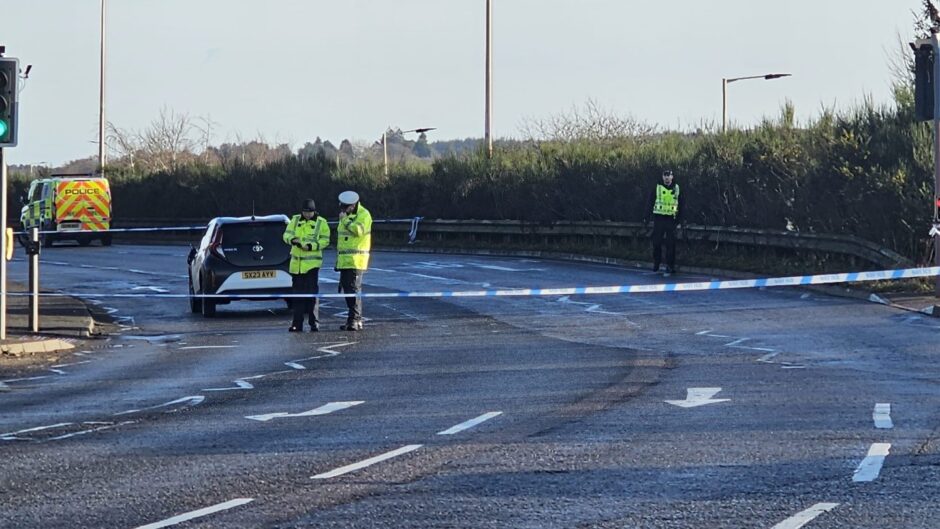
[241,270,276,280]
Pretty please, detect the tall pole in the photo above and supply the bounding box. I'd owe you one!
[0,147,7,340]
[484,0,493,158]
[98,0,107,176]
[932,31,940,298]
[721,78,728,133]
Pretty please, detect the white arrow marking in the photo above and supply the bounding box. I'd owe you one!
[115,395,205,416]
[312,444,422,479]
[437,412,502,435]
[665,387,730,408]
[133,498,254,529]
[246,400,364,422]
[853,443,891,482]
[771,503,839,529]
[873,403,893,429]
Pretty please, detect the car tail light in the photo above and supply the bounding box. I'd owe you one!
[208,229,225,260]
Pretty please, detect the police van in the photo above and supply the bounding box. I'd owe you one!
[20,175,112,247]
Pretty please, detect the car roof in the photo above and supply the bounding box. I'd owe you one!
[212,214,290,225]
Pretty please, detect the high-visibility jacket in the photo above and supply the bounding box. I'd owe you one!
[652,183,680,217]
[283,214,331,274]
[336,205,373,270]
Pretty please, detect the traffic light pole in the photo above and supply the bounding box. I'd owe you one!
[0,146,7,339]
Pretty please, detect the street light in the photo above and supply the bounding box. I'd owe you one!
[722,73,791,133]
[383,127,436,176]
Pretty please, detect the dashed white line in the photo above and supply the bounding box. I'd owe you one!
[873,403,893,429]
[133,498,254,529]
[437,412,503,435]
[312,444,423,479]
[770,503,839,529]
[853,443,891,482]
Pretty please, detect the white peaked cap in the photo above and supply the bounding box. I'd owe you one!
[338,191,360,205]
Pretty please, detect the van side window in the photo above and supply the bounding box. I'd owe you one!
[27,182,41,202]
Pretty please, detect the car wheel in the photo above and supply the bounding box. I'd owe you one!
[188,279,199,314]
[201,294,216,317]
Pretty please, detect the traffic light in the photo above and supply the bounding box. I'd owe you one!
[935,196,940,220]
[0,58,18,147]
[915,43,936,122]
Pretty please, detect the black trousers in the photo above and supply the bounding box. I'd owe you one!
[291,268,320,328]
[339,269,364,323]
[651,215,677,269]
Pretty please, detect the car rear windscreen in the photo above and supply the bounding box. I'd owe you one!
[219,222,290,266]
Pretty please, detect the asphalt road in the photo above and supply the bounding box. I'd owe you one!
[1,244,939,528]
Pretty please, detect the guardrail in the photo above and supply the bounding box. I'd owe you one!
[94,218,913,270]
[373,219,913,270]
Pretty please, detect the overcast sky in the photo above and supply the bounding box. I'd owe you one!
[3,0,921,165]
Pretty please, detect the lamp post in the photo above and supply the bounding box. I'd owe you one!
[722,73,791,133]
[383,127,436,176]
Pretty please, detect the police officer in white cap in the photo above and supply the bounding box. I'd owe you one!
[335,190,373,331]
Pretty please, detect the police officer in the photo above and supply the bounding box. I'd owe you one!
[283,198,331,332]
[646,169,683,276]
[336,190,372,331]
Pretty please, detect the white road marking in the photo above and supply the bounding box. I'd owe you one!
[853,443,891,482]
[115,395,205,416]
[665,388,730,408]
[696,329,731,338]
[203,379,254,392]
[132,286,170,293]
[312,444,423,479]
[133,498,254,529]
[286,342,356,369]
[407,272,461,282]
[437,412,502,435]
[47,368,67,375]
[49,421,136,441]
[51,360,91,368]
[246,401,364,422]
[873,403,893,429]
[756,352,781,363]
[179,345,238,350]
[468,262,544,272]
[1,422,73,438]
[1,375,51,383]
[770,503,839,529]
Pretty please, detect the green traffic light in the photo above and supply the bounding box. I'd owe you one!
[0,119,7,137]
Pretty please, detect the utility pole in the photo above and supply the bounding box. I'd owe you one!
[98,0,107,177]
[484,0,493,157]
[932,30,940,298]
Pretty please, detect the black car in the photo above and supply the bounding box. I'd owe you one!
[187,215,292,317]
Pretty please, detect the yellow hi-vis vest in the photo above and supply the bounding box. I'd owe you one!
[652,183,680,217]
[336,205,373,270]
[283,215,331,274]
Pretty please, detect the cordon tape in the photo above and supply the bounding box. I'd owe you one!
[10,266,939,299]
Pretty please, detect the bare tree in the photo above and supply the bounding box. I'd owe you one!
[519,99,657,142]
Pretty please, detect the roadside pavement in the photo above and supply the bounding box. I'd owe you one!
[0,281,97,362]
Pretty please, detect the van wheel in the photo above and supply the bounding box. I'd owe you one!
[78,237,92,247]
[41,234,54,248]
[102,234,112,247]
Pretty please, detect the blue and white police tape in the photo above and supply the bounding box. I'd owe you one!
[11,266,940,299]
[13,217,424,237]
